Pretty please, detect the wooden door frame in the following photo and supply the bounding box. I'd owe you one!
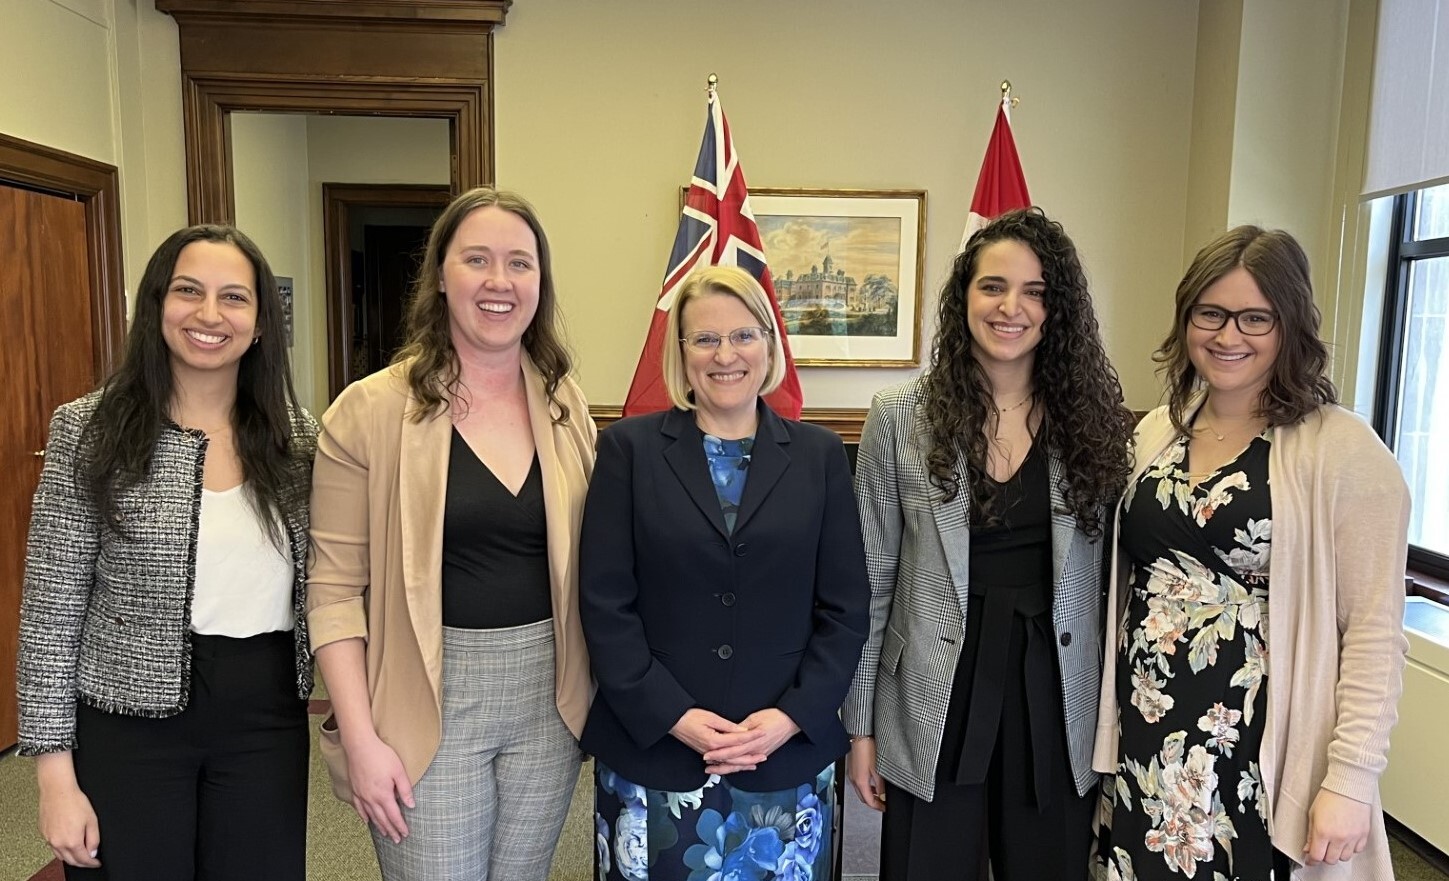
[0,133,126,379]
[156,0,511,224]
[322,183,452,399]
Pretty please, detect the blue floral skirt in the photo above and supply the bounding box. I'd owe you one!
[594,761,836,881]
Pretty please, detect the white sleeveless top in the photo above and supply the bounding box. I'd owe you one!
[190,484,294,636]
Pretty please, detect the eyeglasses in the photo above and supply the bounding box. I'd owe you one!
[1187,304,1277,336]
[680,326,770,352]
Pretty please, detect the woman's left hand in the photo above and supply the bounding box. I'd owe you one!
[1304,788,1371,866]
[703,708,800,770]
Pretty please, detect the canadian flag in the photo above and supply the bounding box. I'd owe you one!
[959,97,1032,250]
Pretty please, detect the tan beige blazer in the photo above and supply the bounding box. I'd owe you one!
[306,357,596,802]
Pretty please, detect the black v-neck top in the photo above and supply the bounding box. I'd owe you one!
[441,428,552,629]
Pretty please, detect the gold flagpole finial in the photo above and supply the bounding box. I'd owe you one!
[1000,79,1021,109]
[707,73,718,96]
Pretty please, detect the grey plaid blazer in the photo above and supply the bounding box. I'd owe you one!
[841,377,1106,801]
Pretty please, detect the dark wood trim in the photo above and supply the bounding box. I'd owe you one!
[322,183,452,400]
[0,133,126,380]
[180,80,486,224]
[590,407,1153,444]
[156,0,511,25]
[591,406,870,444]
[158,0,506,224]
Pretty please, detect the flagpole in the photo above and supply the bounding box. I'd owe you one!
[707,72,717,97]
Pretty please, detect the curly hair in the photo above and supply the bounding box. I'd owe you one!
[1156,225,1337,436]
[83,224,307,547]
[922,208,1134,537]
[392,187,574,424]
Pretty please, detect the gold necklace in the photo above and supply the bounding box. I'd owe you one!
[1197,415,1226,442]
[995,392,1034,414]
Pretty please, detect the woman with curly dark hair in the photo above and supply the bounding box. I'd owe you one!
[842,208,1134,880]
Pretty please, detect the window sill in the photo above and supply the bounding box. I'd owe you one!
[1407,568,1449,606]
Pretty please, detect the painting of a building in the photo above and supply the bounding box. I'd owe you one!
[776,254,857,309]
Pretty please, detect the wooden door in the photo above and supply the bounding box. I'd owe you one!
[0,183,97,750]
[360,224,428,376]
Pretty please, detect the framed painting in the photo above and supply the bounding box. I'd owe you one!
[751,188,926,367]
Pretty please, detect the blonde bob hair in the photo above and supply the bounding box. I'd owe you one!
[661,265,786,411]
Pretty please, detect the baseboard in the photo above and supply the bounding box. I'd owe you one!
[1387,813,1449,876]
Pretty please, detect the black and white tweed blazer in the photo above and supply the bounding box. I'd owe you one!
[16,390,318,756]
[841,377,1107,801]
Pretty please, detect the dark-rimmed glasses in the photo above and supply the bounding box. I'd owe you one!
[1188,304,1277,336]
[680,326,770,352]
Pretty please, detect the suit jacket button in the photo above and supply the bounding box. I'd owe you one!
[1060,631,1072,647]
[733,543,747,557]
[114,616,125,626]
[716,644,734,660]
[721,592,736,607]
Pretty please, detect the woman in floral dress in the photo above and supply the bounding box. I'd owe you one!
[579,265,869,881]
[1095,227,1411,880]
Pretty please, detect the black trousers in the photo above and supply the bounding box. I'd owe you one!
[67,630,309,881]
[879,605,1095,880]
[880,766,1095,881]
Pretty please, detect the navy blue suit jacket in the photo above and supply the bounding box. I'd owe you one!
[579,404,869,792]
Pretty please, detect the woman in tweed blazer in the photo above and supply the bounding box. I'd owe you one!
[843,209,1134,880]
[17,225,317,881]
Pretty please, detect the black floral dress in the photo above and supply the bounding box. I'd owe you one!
[1097,433,1275,881]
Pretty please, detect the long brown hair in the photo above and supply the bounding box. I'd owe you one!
[83,225,307,546]
[1156,226,1337,436]
[393,187,574,423]
[923,208,1133,537]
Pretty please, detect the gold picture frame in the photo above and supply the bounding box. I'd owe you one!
[680,186,927,367]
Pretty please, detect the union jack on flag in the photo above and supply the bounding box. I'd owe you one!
[622,89,803,418]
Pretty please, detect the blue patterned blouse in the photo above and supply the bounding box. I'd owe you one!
[702,434,754,534]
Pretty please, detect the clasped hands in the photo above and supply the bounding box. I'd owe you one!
[670,707,799,775]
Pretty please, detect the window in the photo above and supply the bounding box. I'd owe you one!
[1373,182,1449,579]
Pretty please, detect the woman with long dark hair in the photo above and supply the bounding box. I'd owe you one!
[843,208,1134,879]
[1094,227,1410,880]
[306,187,595,880]
[18,224,317,880]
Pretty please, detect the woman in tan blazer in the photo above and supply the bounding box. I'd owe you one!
[307,188,595,881]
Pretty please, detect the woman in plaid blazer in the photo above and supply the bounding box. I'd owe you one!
[842,209,1134,880]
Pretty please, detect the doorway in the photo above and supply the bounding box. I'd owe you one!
[0,134,125,751]
[322,184,450,399]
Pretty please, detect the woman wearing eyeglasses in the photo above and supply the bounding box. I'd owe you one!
[579,265,869,881]
[1094,227,1411,880]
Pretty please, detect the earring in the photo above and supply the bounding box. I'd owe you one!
[252,337,260,346]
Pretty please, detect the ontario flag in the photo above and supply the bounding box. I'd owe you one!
[622,90,803,419]
[959,96,1032,250]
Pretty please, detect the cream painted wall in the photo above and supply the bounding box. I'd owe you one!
[0,0,187,314]
[493,0,1200,411]
[1228,0,1349,271]
[0,0,115,165]
[230,113,315,412]
[1182,0,1244,265]
[302,115,451,409]
[108,0,188,293]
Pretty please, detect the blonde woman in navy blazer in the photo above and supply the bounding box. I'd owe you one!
[579,265,870,881]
